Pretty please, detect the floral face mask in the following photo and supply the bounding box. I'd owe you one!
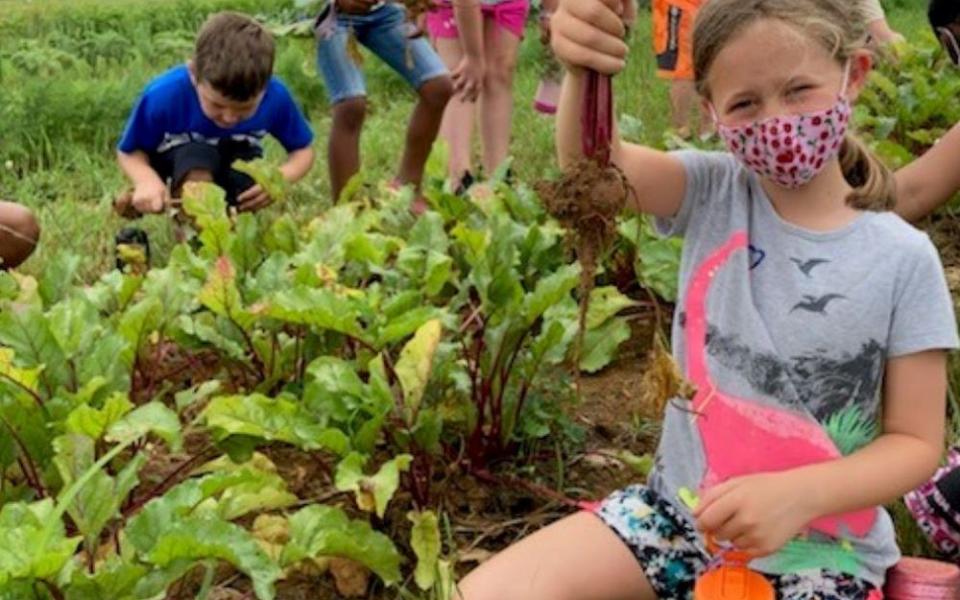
[711,65,852,189]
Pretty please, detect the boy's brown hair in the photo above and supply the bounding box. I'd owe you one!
[193,11,275,101]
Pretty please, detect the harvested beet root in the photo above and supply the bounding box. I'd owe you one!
[538,70,630,365]
[538,158,629,299]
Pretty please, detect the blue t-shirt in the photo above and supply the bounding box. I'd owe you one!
[118,65,313,156]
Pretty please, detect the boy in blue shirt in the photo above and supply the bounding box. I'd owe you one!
[115,12,315,219]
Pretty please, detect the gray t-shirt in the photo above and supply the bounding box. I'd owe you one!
[648,150,959,586]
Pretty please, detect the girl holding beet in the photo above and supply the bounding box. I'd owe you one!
[454,0,960,598]
[426,0,530,192]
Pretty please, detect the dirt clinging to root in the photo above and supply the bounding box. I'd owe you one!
[538,158,630,350]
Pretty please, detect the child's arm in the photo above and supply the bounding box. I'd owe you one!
[895,122,960,222]
[552,0,686,218]
[117,150,169,214]
[696,350,946,556]
[280,146,316,184]
[237,146,316,212]
[450,0,485,102]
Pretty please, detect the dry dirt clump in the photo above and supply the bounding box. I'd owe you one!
[538,158,629,309]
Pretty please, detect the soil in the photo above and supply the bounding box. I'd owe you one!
[537,158,631,357]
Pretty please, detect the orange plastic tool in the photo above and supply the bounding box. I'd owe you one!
[694,537,775,600]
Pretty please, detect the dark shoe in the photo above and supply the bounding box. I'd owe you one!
[454,171,476,196]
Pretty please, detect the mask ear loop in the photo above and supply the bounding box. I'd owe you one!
[707,102,722,128]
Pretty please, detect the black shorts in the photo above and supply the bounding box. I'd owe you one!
[150,139,260,206]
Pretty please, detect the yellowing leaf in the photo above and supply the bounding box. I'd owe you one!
[395,319,442,420]
[181,181,227,226]
[408,510,441,590]
[116,244,147,267]
[199,256,255,330]
[334,453,413,518]
[0,347,42,395]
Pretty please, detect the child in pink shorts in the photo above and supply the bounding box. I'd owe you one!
[426,0,530,192]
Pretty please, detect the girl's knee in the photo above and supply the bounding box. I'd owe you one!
[483,57,517,89]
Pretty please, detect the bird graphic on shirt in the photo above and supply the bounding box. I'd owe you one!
[790,257,830,277]
[684,232,876,539]
[791,294,846,315]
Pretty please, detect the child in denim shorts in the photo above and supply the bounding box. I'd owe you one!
[316,0,453,209]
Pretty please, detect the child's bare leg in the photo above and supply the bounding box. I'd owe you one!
[397,75,454,189]
[454,512,656,600]
[478,20,521,176]
[435,38,476,184]
[329,97,367,202]
[669,79,697,137]
[0,202,39,269]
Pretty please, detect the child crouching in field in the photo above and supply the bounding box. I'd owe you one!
[455,0,959,598]
[115,12,315,227]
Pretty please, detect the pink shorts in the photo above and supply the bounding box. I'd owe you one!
[426,0,530,40]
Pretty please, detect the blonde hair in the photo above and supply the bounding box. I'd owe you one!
[693,0,895,210]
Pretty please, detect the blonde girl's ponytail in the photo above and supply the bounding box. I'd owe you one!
[840,133,897,211]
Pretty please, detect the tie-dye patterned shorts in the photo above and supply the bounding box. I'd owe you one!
[591,485,882,600]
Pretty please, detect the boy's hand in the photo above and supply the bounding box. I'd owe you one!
[336,0,379,14]
[452,55,485,102]
[132,179,169,214]
[694,472,818,558]
[237,184,273,213]
[551,0,629,74]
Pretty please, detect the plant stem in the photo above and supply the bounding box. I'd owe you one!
[42,581,65,600]
[122,445,215,519]
[1,415,46,497]
[0,371,45,409]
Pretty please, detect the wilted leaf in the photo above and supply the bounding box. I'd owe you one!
[282,505,403,585]
[639,336,696,415]
[408,510,440,590]
[334,453,413,518]
[395,319,442,418]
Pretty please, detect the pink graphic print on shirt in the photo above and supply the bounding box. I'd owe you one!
[684,231,876,539]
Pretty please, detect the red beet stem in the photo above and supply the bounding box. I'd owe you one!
[580,70,613,165]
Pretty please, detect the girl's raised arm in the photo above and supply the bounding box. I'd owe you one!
[552,0,687,218]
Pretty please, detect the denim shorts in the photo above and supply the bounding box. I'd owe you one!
[316,3,449,104]
[592,485,881,600]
